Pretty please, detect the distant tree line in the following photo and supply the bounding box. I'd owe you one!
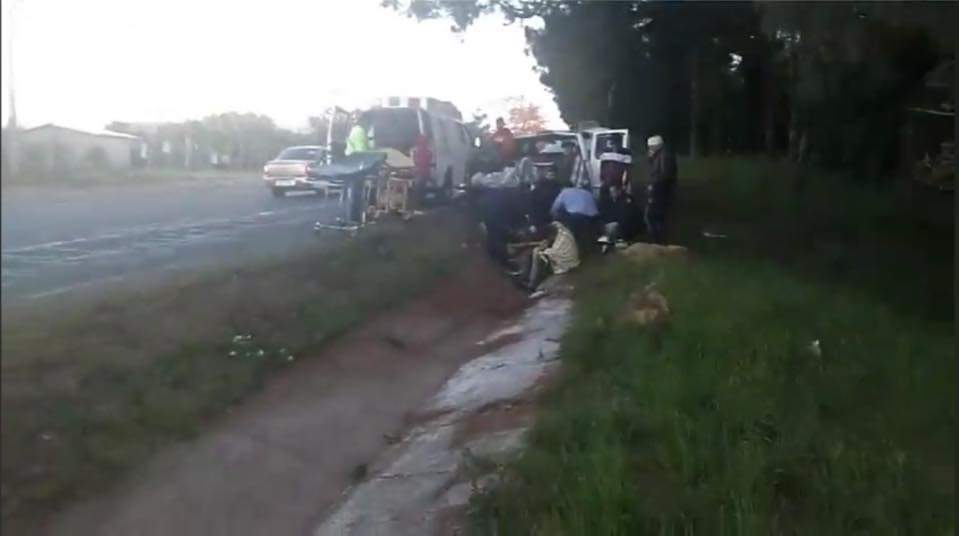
[107,112,317,170]
[388,0,956,179]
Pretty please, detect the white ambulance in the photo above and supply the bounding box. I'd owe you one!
[332,97,473,198]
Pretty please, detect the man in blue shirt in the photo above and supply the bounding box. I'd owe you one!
[550,185,601,254]
[550,185,599,219]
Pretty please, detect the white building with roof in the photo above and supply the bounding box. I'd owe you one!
[19,123,143,171]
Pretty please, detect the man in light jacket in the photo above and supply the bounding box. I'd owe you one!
[345,115,372,155]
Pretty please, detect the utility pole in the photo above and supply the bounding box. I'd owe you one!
[4,0,23,176]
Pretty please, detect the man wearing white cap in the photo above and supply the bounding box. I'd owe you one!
[645,135,677,244]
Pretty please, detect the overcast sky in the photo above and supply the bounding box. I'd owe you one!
[0,0,564,132]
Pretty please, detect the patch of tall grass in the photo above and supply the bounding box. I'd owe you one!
[473,157,954,534]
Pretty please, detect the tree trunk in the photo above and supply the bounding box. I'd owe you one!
[798,129,809,164]
[689,47,701,158]
[762,55,776,156]
[606,81,616,126]
[788,113,799,161]
[787,49,801,161]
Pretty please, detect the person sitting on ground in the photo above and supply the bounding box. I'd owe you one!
[516,221,580,291]
[549,183,601,254]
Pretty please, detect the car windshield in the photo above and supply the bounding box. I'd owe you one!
[277,147,322,161]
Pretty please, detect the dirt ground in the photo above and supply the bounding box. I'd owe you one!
[39,258,526,536]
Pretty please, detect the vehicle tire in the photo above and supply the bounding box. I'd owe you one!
[271,187,287,198]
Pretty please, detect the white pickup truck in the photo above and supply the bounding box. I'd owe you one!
[506,127,631,190]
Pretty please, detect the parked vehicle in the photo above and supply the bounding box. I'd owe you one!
[512,128,630,190]
[262,145,327,197]
[515,130,577,161]
[339,97,474,199]
[580,128,630,190]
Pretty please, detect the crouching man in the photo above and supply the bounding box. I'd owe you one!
[549,183,602,255]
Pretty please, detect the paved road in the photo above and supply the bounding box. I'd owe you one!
[1,177,339,304]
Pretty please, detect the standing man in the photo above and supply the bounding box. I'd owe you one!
[342,114,374,224]
[490,117,517,165]
[528,165,562,229]
[644,135,677,244]
[412,134,433,184]
[345,114,372,155]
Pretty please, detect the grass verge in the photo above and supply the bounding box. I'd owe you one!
[471,157,954,534]
[1,211,468,531]
[1,168,254,189]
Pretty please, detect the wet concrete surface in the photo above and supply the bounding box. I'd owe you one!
[316,295,572,536]
[41,260,528,536]
[1,178,339,304]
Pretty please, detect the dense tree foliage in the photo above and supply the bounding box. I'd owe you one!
[388,0,955,176]
[505,97,548,135]
[108,113,312,169]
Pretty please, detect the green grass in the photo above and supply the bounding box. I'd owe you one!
[471,158,954,534]
[1,212,467,530]
[1,168,255,188]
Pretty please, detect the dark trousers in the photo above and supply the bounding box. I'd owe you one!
[517,248,551,290]
[484,221,511,266]
[644,205,668,244]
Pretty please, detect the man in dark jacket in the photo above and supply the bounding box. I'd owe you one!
[599,183,640,243]
[644,135,677,244]
[528,171,562,229]
[476,186,529,267]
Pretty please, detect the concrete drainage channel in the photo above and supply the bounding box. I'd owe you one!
[316,296,572,536]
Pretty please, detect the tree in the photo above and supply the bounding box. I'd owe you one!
[760,2,942,174]
[389,0,951,173]
[390,0,763,156]
[105,113,313,170]
[505,97,547,135]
